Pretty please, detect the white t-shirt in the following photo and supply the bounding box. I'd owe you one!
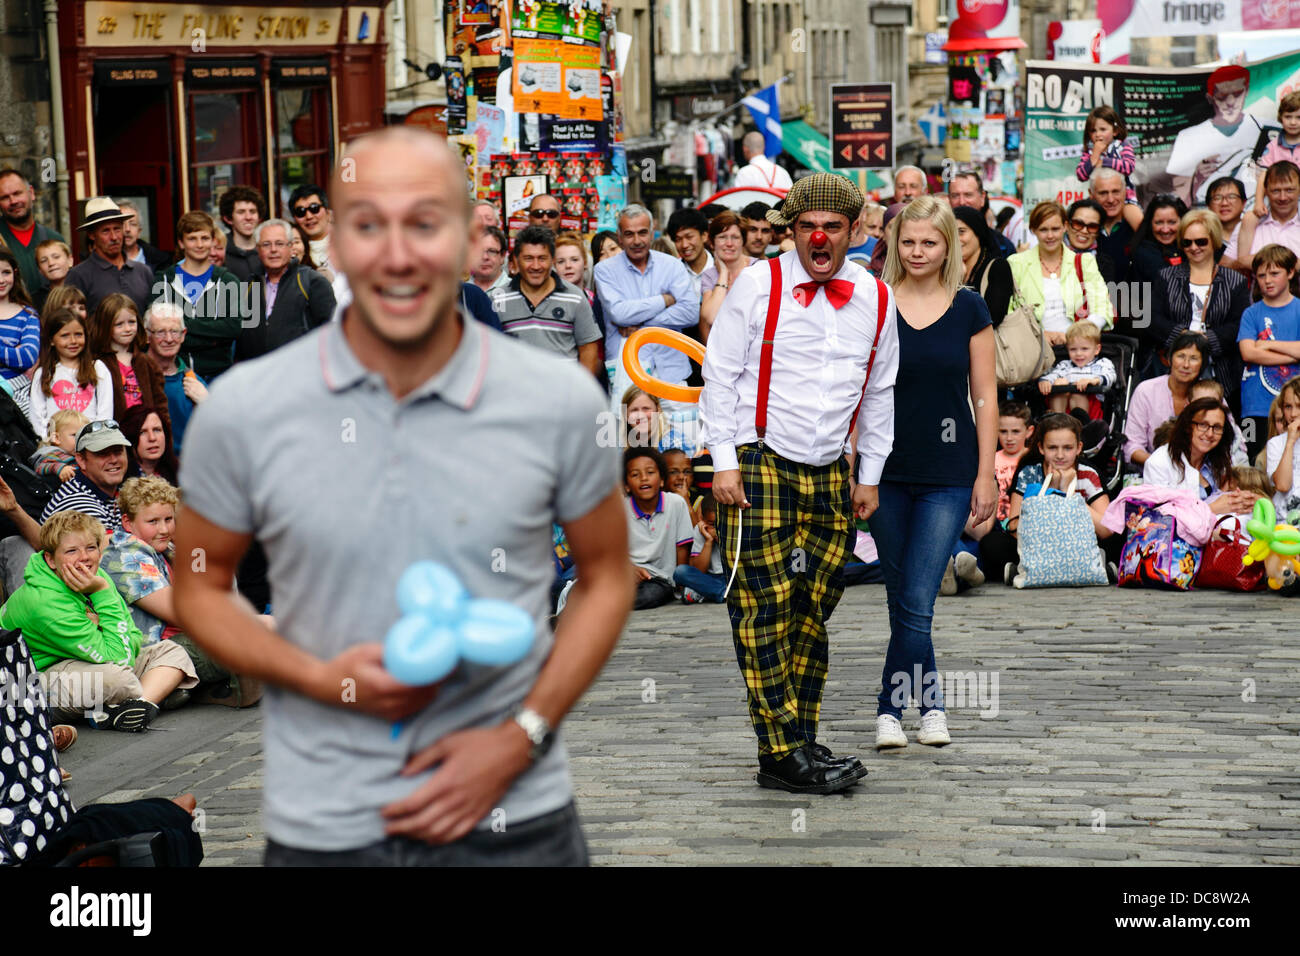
[1265,432,1300,522]
[734,156,793,191]
[690,525,723,575]
[27,360,113,441]
[1041,274,1069,332]
[1188,281,1210,332]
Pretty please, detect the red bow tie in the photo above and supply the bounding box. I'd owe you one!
[793,279,854,310]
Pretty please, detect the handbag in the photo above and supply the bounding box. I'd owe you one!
[986,268,1053,387]
[1013,475,1109,588]
[1117,502,1202,590]
[1194,515,1266,592]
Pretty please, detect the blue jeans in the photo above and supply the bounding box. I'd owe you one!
[868,481,973,718]
[673,564,728,602]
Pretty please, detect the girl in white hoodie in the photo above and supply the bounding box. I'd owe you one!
[27,307,113,440]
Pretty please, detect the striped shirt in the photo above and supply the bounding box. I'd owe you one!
[40,471,122,532]
[0,305,40,379]
[491,273,601,359]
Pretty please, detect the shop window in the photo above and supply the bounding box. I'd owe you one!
[189,90,263,219]
[275,86,332,214]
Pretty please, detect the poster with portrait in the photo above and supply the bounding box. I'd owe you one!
[503,174,549,216]
[1024,51,1300,209]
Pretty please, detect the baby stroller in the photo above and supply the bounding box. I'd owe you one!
[1009,332,1139,495]
[0,628,203,867]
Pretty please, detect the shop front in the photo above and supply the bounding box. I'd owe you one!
[62,2,388,249]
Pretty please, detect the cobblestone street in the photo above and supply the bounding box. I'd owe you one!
[63,584,1300,866]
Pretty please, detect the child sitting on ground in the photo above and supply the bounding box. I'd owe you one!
[30,409,88,483]
[100,476,262,708]
[1223,465,1273,515]
[0,510,198,731]
[674,494,726,603]
[985,414,1117,584]
[662,447,700,525]
[624,447,693,610]
[1266,376,1300,523]
[1038,320,1116,417]
[1188,379,1250,465]
[944,402,1036,595]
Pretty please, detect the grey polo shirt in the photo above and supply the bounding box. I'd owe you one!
[626,491,693,583]
[181,314,617,851]
[64,250,155,317]
[490,273,601,359]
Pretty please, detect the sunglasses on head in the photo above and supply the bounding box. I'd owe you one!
[1181,236,1211,248]
[1069,219,1100,233]
[76,419,120,442]
[293,202,325,218]
[530,208,560,219]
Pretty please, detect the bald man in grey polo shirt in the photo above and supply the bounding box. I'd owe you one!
[174,129,633,865]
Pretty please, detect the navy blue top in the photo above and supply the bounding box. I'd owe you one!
[881,286,991,486]
[460,282,502,331]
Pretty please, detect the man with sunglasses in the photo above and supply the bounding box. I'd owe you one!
[527,193,563,235]
[287,184,333,277]
[1064,199,1118,285]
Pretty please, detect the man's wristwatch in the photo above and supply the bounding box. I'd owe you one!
[511,706,555,761]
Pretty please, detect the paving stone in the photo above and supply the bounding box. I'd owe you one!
[53,585,1300,865]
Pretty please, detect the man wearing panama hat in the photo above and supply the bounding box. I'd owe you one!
[699,172,899,795]
[64,197,155,317]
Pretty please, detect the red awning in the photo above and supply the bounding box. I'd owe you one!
[942,36,1027,52]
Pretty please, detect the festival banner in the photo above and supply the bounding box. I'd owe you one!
[1023,50,1300,210]
[1125,0,1300,38]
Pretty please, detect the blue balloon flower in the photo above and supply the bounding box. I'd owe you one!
[383,561,535,686]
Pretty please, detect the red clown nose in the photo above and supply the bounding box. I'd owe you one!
[810,230,829,247]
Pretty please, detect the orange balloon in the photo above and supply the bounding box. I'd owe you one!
[622,327,705,404]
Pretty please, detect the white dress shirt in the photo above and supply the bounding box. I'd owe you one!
[734,156,793,191]
[699,250,899,484]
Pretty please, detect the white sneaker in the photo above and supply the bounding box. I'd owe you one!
[954,551,985,588]
[939,558,957,596]
[917,710,951,746]
[875,714,908,749]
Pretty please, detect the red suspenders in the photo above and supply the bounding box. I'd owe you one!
[753,256,890,447]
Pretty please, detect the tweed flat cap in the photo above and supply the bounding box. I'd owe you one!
[766,173,864,228]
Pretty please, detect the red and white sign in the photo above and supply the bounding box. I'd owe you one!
[947,0,1020,46]
[1047,19,1102,63]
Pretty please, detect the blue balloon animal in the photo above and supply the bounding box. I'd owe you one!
[383,561,535,686]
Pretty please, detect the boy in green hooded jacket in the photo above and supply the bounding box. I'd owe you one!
[0,511,197,731]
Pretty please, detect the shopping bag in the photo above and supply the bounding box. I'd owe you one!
[1014,475,1109,588]
[1194,515,1266,592]
[1117,503,1202,590]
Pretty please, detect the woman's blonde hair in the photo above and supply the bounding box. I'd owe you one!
[1178,208,1223,251]
[881,195,964,296]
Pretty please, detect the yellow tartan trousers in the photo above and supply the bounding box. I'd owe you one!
[715,444,853,757]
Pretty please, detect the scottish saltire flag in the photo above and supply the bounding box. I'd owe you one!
[743,83,783,158]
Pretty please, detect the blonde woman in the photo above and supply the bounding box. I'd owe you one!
[1147,208,1251,394]
[1008,200,1113,345]
[868,195,998,751]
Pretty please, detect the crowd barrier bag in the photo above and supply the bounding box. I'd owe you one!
[1195,515,1265,592]
[1118,502,1202,590]
[1013,475,1109,588]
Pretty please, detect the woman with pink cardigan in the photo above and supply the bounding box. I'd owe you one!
[1123,331,1209,467]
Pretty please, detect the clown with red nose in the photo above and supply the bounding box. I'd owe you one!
[698,172,900,797]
